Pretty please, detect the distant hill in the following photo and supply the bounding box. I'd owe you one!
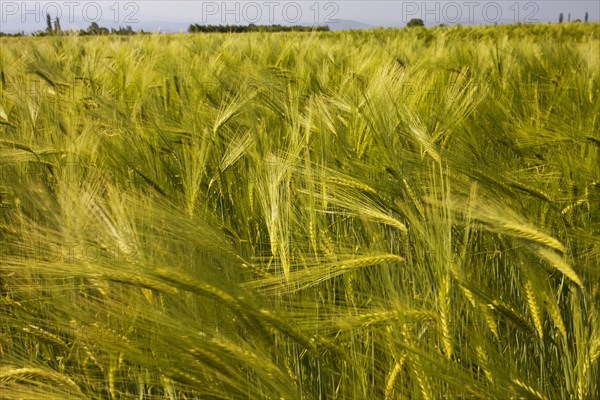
[326,19,375,31]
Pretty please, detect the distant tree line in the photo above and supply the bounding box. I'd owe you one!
[1,15,328,37]
[188,24,329,33]
[0,31,26,37]
[558,12,589,23]
[27,15,140,36]
[0,14,142,36]
[1,11,594,37]
[77,23,138,36]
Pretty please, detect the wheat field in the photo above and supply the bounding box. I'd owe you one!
[1,23,599,399]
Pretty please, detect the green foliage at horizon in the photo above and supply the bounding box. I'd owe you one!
[406,18,425,28]
[1,23,599,399]
[188,24,329,33]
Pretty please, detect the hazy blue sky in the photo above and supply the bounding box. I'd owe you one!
[1,1,598,32]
